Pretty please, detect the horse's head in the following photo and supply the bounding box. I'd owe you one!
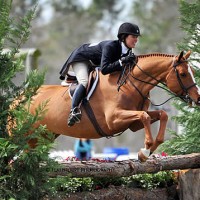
[166,51,200,106]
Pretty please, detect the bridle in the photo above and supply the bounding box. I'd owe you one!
[117,56,196,109]
[172,60,196,103]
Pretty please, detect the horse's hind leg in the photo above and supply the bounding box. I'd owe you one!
[147,110,168,153]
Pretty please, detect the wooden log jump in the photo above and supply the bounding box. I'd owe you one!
[47,153,200,178]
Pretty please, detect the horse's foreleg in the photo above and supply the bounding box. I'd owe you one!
[136,111,155,162]
[110,110,154,162]
[115,110,154,149]
[140,111,154,149]
[147,110,168,153]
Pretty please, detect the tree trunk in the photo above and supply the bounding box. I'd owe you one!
[48,153,200,178]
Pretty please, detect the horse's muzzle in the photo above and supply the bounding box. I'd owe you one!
[180,94,199,106]
[187,96,200,107]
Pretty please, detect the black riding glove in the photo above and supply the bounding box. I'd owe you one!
[121,53,136,64]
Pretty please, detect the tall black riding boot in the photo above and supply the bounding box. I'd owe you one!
[68,84,86,127]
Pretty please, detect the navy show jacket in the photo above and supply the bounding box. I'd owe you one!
[59,40,128,79]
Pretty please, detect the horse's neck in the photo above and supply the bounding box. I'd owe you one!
[95,54,174,110]
[136,55,174,89]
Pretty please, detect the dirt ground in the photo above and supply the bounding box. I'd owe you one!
[44,184,178,200]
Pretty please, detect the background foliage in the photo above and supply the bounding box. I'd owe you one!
[0,1,57,199]
[160,0,200,155]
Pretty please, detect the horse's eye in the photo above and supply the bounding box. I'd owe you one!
[180,73,187,77]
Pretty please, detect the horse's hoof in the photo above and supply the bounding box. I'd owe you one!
[138,148,150,162]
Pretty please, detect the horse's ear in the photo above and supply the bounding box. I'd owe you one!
[183,50,191,60]
[178,51,184,62]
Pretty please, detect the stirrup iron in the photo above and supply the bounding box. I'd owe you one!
[67,107,82,127]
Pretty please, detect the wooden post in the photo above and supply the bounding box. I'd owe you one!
[3,48,41,78]
[178,169,200,200]
[22,48,41,78]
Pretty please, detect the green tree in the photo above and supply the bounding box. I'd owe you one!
[160,0,200,155]
[87,0,122,24]
[131,0,184,54]
[0,1,57,199]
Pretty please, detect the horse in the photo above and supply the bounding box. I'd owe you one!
[28,50,200,161]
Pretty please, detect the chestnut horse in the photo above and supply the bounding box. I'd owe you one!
[29,51,200,161]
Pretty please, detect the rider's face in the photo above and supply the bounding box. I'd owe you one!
[125,35,138,49]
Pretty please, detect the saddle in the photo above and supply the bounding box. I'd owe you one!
[61,67,100,100]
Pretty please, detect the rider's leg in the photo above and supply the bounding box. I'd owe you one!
[68,84,86,126]
[68,62,89,127]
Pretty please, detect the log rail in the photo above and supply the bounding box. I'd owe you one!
[47,153,200,178]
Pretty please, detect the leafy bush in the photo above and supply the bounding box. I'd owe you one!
[47,170,176,195]
[49,176,93,195]
[160,103,200,155]
[125,171,176,190]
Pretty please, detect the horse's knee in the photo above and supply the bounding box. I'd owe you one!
[160,110,168,121]
[140,111,151,124]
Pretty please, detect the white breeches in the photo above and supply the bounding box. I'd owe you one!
[72,62,89,88]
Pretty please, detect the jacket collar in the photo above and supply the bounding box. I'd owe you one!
[121,42,130,56]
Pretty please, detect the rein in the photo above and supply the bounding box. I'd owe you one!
[117,61,174,109]
[117,56,195,109]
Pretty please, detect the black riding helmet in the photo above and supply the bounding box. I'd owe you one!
[117,22,141,40]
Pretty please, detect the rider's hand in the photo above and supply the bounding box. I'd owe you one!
[121,53,136,64]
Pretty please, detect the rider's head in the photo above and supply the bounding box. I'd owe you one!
[117,22,141,45]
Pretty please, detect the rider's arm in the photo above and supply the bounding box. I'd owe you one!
[100,43,122,75]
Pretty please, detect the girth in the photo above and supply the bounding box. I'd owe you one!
[82,99,108,137]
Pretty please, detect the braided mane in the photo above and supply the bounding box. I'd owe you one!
[138,53,174,58]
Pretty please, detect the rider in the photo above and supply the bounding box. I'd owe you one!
[59,22,141,127]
